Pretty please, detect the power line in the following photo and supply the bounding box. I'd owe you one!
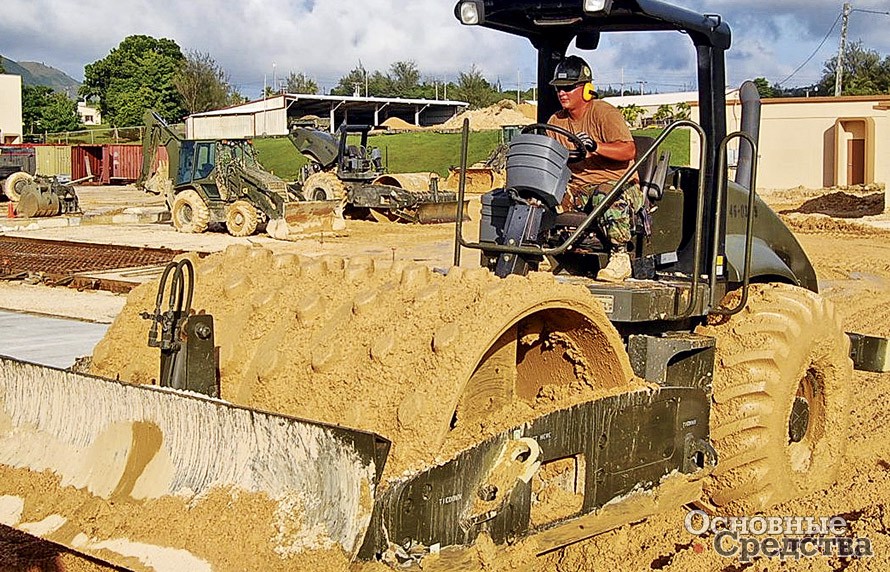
[851,8,890,16]
[775,11,843,87]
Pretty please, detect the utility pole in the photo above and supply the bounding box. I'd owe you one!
[835,2,852,96]
[620,68,625,96]
[517,70,521,104]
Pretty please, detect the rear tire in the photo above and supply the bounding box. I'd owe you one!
[225,201,259,237]
[700,284,852,513]
[4,172,33,202]
[171,189,210,234]
[302,171,346,201]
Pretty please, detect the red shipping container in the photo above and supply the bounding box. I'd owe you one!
[108,145,143,182]
[71,145,109,185]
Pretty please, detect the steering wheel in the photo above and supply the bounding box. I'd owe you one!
[520,123,587,163]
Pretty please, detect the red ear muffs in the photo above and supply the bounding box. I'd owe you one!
[582,82,595,101]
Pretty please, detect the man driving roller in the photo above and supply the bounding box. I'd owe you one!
[546,55,642,282]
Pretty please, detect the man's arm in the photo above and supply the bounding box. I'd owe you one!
[590,139,636,162]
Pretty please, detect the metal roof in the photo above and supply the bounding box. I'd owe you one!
[190,93,469,119]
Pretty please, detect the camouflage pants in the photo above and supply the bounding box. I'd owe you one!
[575,181,644,248]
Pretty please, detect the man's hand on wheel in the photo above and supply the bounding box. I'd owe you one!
[575,132,597,153]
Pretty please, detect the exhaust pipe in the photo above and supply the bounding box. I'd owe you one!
[735,80,761,190]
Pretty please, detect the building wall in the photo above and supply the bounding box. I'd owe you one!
[728,97,890,189]
[689,95,890,190]
[0,74,24,143]
[77,102,102,126]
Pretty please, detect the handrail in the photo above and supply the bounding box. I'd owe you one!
[710,131,758,316]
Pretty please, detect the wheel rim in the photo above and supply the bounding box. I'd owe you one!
[312,188,327,201]
[787,368,826,473]
[179,204,193,225]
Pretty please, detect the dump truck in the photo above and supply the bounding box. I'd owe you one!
[138,111,342,240]
[289,123,466,223]
[1,1,889,571]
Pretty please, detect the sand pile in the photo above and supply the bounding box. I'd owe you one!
[380,117,422,131]
[435,99,535,131]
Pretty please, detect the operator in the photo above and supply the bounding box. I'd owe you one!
[546,55,642,283]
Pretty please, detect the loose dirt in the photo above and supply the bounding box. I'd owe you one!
[434,100,534,131]
[1,185,889,571]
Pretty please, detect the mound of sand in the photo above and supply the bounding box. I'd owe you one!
[380,117,423,131]
[434,99,535,131]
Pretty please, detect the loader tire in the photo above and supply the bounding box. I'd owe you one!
[171,189,210,234]
[303,171,346,201]
[225,200,259,237]
[4,171,33,202]
[699,283,852,514]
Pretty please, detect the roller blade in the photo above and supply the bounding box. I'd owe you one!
[267,200,346,240]
[414,200,470,224]
[0,357,389,571]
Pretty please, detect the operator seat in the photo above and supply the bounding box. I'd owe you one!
[553,135,671,239]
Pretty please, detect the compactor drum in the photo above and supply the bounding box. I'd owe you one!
[0,1,884,571]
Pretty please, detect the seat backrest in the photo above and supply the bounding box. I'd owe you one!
[633,135,671,201]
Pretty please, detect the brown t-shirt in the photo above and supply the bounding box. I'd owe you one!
[547,100,635,193]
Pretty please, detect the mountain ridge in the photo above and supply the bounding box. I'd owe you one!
[1,55,81,95]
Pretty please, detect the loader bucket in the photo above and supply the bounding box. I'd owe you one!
[0,357,389,570]
[267,200,346,240]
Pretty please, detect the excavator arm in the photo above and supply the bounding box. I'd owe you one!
[137,110,183,191]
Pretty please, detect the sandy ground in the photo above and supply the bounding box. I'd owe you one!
[0,184,889,571]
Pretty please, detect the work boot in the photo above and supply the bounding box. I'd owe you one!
[596,251,632,282]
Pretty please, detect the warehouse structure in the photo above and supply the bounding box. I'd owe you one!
[186,94,469,139]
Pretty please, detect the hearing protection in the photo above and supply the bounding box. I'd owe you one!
[582,82,595,101]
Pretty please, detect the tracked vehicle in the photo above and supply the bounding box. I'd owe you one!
[0,1,887,571]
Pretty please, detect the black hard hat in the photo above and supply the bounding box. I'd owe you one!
[550,55,593,86]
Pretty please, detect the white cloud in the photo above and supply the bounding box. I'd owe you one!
[2,0,888,96]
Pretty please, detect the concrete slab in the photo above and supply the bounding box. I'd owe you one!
[0,310,109,369]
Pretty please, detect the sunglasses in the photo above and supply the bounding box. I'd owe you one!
[555,83,585,93]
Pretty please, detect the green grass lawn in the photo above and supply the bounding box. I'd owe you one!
[252,128,689,181]
[252,130,502,180]
[633,128,690,166]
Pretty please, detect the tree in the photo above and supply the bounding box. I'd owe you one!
[22,85,80,134]
[750,77,777,99]
[454,65,498,109]
[332,63,369,96]
[651,104,674,126]
[673,101,691,120]
[818,41,890,96]
[175,50,234,114]
[618,104,646,127]
[80,35,186,126]
[388,60,421,97]
[285,72,318,95]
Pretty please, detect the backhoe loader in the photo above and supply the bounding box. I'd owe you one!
[1,1,888,571]
[138,111,342,240]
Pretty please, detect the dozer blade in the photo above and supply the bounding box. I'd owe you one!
[0,357,389,571]
[414,200,470,224]
[267,200,346,240]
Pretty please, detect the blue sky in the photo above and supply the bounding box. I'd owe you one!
[1,0,888,98]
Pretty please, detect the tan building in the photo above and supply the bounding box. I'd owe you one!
[725,94,890,190]
[0,74,24,143]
